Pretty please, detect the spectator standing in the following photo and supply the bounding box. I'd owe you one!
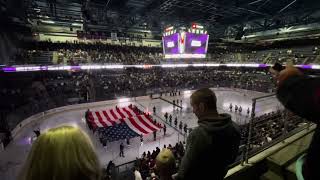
[174,88,240,180]
[106,161,115,178]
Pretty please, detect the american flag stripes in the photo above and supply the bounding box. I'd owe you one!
[87,106,161,136]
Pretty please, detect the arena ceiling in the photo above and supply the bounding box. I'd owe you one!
[102,0,319,27]
[5,0,320,38]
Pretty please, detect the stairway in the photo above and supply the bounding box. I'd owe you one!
[313,54,320,64]
[263,53,272,64]
[31,51,53,65]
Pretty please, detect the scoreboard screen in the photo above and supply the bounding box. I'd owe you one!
[162,32,209,58]
[162,33,179,55]
[185,33,208,54]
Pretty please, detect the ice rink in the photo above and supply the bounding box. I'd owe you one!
[0,88,282,180]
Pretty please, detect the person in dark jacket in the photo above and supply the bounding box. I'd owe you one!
[120,143,124,157]
[174,117,178,128]
[183,124,188,135]
[106,160,115,177]
[85,109,90,121]
[164,112,168,122]
[179,121,183,132]
[153,131,157,141]
[273,65,320,180]
[174,88,240,180]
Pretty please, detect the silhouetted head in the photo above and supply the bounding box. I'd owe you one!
[190,88,217,119]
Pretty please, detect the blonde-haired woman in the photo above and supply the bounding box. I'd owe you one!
[19,126,101,180]
[156,148,176,180]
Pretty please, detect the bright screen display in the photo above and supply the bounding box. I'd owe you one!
[162,32,209,58]
[162,33,179,55]
[185,33,208,54]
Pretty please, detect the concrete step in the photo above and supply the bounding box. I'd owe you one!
[260,170,284,180]
[266,132,313,177]
[285,161,297,180]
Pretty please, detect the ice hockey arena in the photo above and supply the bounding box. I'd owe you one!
[0,0,320,180]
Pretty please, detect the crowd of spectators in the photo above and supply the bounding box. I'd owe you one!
[8,41,320,65]
[94,67,273,100]
[52,47,162,65]
[16,41,162,65]
[239,110,306,150]
[104,142,185,180]
[0,67,274,134]
[131,142,185,180]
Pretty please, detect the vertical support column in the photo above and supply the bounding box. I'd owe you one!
[245,99,256,164]
[282,109,288,143]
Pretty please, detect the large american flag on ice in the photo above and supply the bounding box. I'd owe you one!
[87,106,161,142]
